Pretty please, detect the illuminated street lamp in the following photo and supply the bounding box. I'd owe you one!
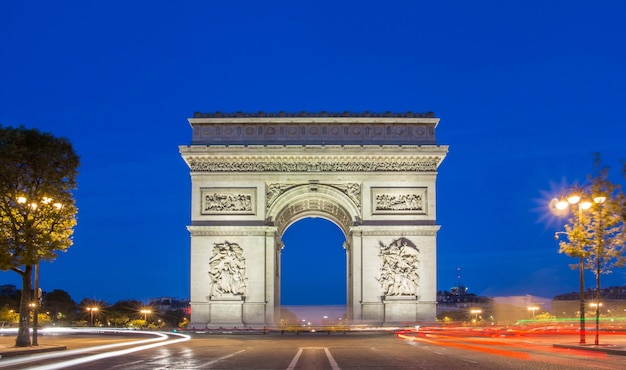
[15,196,63,346]
[591,195,606,346]
[140,309,152,326]
[470,309,481,324]
[86,307,98,327]
[527,306,539,319]
[553,186,594,345]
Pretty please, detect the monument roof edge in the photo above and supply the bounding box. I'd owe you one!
[192,111,436,119]
[188,112,439,125]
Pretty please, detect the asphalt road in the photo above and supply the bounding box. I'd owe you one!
[2,330,626,369]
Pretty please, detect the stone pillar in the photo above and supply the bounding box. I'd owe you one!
[348,228,363,322]
[265,227,277,325]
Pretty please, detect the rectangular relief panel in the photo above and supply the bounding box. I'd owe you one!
[371,187,427,215]
[201,187,257,215]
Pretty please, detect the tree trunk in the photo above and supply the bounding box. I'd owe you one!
[15,265,32,347]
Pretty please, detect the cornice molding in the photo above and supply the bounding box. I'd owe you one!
[187,225,275,236]
[350,225,441,236]
[192,111,436,119]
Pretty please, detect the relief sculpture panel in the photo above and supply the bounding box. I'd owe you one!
[371,187,427,215]
[201,187,256,215]
[208,241,247,299]
[376,237,419,297]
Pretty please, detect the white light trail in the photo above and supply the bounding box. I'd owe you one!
[0,328,190,370]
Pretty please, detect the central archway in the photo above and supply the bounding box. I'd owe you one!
[280,218,346,326]
[267,183,359,323]
[280,218,346,306]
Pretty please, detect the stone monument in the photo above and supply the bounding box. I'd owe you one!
[180,111,448,328]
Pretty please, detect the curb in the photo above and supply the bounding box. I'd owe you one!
[553,344,626,356]
[0,345,67,358]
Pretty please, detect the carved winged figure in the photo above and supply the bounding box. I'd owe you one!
[208,241,247,298]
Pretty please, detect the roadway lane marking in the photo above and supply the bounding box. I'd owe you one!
[323,347,341,370]
[286,348,304,370]
[108,353,173,369]
[286,347,341,370]
[197,349,246,368]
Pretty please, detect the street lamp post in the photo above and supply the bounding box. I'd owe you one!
[140,309,151,327]
[32,262,40,346]
[16,196,63,346]
[470,309,481,325]
[554,187,608,346]
[555,192,591,345]
[592,195,606,346]
[87,307,98,327]
[527,306,539,319]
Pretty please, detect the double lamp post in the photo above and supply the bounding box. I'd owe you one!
[16,196,64,346]
[553,186,606,345]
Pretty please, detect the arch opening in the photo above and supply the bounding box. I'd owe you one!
[279,217,347,326]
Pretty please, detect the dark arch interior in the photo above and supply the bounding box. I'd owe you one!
[280,217,347,305]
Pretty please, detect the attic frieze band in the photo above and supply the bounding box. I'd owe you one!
[186,157,443,172]
[189,118,439,145]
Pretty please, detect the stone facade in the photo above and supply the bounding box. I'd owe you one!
[180,112,448,327]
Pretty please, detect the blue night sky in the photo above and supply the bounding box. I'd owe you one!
[1,1,625,305]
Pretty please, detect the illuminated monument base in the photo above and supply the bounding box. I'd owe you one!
[180,112,447,328]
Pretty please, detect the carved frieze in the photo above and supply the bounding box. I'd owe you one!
[201,188,256,215]
[189,114,438,145]
[187,157,441,172]
[371,187,427,215]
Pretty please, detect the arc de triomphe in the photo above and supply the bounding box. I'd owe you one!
[180,112,448,328]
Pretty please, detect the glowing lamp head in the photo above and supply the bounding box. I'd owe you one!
[555,200,569,210]
[594,196,607,204]
[567,195,581,204]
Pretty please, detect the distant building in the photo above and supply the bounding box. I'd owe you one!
[552,286,626,318]
[0,285,17,296]
[149,297,190,315]
[437,285,555,323]
[437,284,493,322]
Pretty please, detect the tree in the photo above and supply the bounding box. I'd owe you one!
[106,300,142,327]
[161,309,187,328]
[0,305,20,327]
[42,289,78,325]
[0,125,79,347]
[557,154,626,345]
